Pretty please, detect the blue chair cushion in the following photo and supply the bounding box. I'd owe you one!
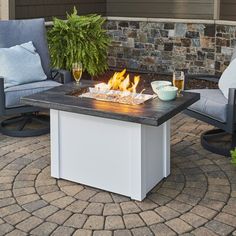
[188,89,228,123]
[0,41,47,88]
[5,80,61,108]
[0,19,51,79]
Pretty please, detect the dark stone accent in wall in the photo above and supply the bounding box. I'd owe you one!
[207,53,215,60]
[129,22,140,29]
[164,43,173,51]
[204,24,215,37]
[186,54,197,61]
[197,51,206,61]
[181,39,192,47]
[164,23,175,30]
[215,61,221,71]
[186,31,200,38]
[217,38,231,47]
[118,22,129,28]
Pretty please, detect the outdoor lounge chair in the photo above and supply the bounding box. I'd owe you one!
[0,18,72,137]
[185,73,236,157]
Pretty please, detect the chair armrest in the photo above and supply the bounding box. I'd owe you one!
[0,77,6,115]
[186,74,220,82]
[184,74,220,90]
[227,88,236,132]
[51,69,73,84]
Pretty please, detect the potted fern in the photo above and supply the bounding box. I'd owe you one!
[48,8,111,78]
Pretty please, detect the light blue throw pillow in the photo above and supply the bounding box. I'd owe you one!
[0,41,47,88]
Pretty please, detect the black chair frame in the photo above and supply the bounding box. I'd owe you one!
[0,70,72,137]
[184,75,236,157]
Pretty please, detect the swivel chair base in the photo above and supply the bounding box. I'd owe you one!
[0,113,50,137]
[201,129,236,157]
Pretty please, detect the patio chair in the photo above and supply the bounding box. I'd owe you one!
[0,18,72,137]
[185,73,236,157]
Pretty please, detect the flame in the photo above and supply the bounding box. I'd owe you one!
[107,69,140,93]
[83,70,155,105]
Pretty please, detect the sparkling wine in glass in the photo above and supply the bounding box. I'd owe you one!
[72,62,83,84]
[173,71,185,97]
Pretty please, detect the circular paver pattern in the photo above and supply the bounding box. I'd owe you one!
[0,114,236,236]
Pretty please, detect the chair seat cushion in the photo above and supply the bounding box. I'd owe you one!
[0,41,47,88]
[5,80,61,108]
[188,89,228,123]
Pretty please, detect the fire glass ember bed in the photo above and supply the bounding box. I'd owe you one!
[21,79,199,201]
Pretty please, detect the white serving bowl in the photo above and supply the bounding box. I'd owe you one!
[151,81,172,94]
[156,86,178,101]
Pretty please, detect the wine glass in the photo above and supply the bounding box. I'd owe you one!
[72,62,83,85]
[173,71,185,97]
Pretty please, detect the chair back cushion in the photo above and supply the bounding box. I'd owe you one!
[219,58,236,98]
[0,42,47,88]
[231,47,236,62]
[0,18,51,78]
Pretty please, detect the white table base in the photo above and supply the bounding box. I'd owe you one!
[50,109,170,201]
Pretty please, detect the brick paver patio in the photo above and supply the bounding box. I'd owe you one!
[0,114,235,235]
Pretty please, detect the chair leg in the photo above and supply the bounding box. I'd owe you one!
[16,117,29,131]
[2,116,24,125]
[0,113,50,137]
[201,129,234,157]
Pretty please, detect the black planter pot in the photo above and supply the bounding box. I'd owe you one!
[81,70,92,80]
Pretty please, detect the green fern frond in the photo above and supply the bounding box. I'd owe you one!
[48,7,111,76]
[231,148,236,165]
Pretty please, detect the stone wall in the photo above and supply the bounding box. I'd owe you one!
[106,19,236,76]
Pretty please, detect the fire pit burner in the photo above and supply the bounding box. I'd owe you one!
[78,69,157,105]
[79,87,156,105]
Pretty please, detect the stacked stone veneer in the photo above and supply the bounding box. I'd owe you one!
[106,20,236,75]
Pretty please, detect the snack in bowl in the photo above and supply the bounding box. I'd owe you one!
[156,86,178,101]
[151,81,172,94]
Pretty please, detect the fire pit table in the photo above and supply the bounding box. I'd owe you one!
[22,80,199,201]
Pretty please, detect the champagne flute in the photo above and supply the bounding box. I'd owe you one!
[72,62,83,85]
[173,71,185,97]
